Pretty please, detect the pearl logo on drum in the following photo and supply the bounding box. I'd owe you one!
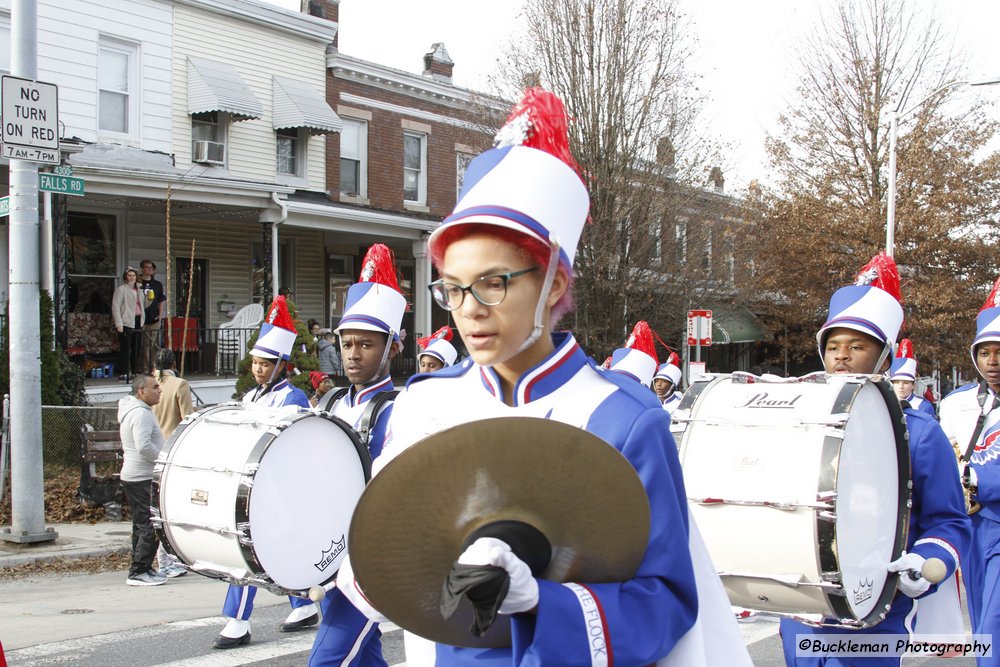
[853,577,874,605]
[314,535,346,572]
[736,392,803,409]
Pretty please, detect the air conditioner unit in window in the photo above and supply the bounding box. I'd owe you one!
[192,140,225,165]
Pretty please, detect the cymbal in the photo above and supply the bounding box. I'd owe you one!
[349,416,650,648]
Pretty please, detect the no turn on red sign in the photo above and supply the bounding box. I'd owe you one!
[1,75,60,164]
[687,309,713,346]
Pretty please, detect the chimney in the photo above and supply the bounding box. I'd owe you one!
[302,0,339,48]
[656,138,675,167]
[709,166,725,194]
[423,43,454,84]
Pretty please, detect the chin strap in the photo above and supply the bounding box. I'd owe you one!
[515,237,562,354]
[364,334,397,385]
[875,344,892,375]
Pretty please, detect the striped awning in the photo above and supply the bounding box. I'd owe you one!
[271,76,342,134]
[187,56,263,121]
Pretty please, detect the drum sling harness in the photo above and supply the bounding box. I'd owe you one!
[961,381,999,515]
[325,387,399,447]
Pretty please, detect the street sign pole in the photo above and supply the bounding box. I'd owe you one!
[2,0,56,545]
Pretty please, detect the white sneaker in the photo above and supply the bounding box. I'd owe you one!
[159,564,187,578]
[127,571,166,586]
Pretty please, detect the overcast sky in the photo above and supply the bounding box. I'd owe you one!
[267,0,1000,190]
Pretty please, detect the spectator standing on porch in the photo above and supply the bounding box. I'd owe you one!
[139,259,167,374]
[112,267,145,383]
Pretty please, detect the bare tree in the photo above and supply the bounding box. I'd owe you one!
[489,0,730,358]
[748,0,1000,376]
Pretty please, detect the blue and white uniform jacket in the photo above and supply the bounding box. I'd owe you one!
[375,332,698,667]
[661,392,682,415]
[328,376,395,460]
[940,383,994,467]
[946,383,1000,522]
[903,392,937,420]
[242,378,310,409]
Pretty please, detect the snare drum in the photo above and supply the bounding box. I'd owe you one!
[151,403,370,596]
[673,372,910,628]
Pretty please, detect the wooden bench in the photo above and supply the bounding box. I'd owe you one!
[78,424,124,519]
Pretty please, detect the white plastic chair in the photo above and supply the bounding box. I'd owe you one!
[215,303,264,374]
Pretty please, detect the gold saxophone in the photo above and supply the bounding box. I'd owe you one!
[951,435,982,515]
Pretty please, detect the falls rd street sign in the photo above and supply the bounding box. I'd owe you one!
[1,76,60,164]
[39,173,85,196]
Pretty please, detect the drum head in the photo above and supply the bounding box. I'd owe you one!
[248,414,368,591]
[833,378,909,623]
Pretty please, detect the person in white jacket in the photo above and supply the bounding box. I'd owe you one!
[118,373,165,587]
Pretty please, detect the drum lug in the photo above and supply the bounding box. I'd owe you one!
[236,522,253,546]
[817,510,837,522]
[820,571,841,583]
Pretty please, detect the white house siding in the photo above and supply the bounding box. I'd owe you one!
[170,3,330,192]
[0,0,175,152]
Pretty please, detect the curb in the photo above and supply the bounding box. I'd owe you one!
[0,544,129,569]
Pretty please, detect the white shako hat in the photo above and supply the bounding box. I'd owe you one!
[889,338,918,382]
[250,295,297,360]
[428,88,589,272]
[972,276,1000,368]
[816,252,904,359]
[417,326,458,367]
[654,352,683,385]
[608,321,659,386]
[336,243,407,342]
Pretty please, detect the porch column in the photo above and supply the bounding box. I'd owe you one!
[412,236,431,340]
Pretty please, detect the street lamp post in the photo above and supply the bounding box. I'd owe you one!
[884,76,1000,257]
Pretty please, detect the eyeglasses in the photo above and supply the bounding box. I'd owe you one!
[428,267,539,311]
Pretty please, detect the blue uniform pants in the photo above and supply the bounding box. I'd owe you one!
[223,584,313,621]
[779,601,917,667]
[307,588,385,667]
[965,514,1000,666]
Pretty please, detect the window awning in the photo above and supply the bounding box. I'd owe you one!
[709,305,766,344]
[187,56,263,121]
[272,76,342,134]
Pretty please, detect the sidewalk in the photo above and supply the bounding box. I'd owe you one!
[0,521,131,569]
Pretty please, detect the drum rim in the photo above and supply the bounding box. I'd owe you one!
[153,403,371,593]
[821,376,911,627]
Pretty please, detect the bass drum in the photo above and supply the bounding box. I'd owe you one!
[673,372,910,628]
[151,403,370,596]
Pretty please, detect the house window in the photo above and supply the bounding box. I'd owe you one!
[702,233,712,271]
[191,112,227,165]
[276,128,301,177]
[67,212,118,314]
[675,220,688,263]
[403,131,427,203]
[456,152,474,201]
[340,118,367,197]
[649,219,662,265]
[0,17,10,74]
[98,39,138,135]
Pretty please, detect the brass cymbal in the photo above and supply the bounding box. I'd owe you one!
[349,416,650,648]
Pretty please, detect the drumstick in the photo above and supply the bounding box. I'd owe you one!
[907,557,947,584]
[308,581,336,602]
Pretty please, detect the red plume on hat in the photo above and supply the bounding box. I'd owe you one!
[359,243,401,291]
[981,276,1000,312]
[666,351,681,368]
[416,326,453,351]
[624,321,659,364]
[494,87,583,181]
[896,338,914,360]
[601,355,613,369]
[853,252,902,304]
[265,295,296,333]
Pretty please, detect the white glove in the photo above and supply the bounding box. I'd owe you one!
[458,537,539,614]
[887,551,931,598]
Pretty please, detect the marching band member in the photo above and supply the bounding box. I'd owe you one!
[890,339,937,418]
[939,275,1000,666]
[308,243,405,667]
[214,296,316,649]
[416,326,459,373]
[338,88,749,666]
[607,320,659,386]
[653,352,684,414]
[780,253,970,667]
